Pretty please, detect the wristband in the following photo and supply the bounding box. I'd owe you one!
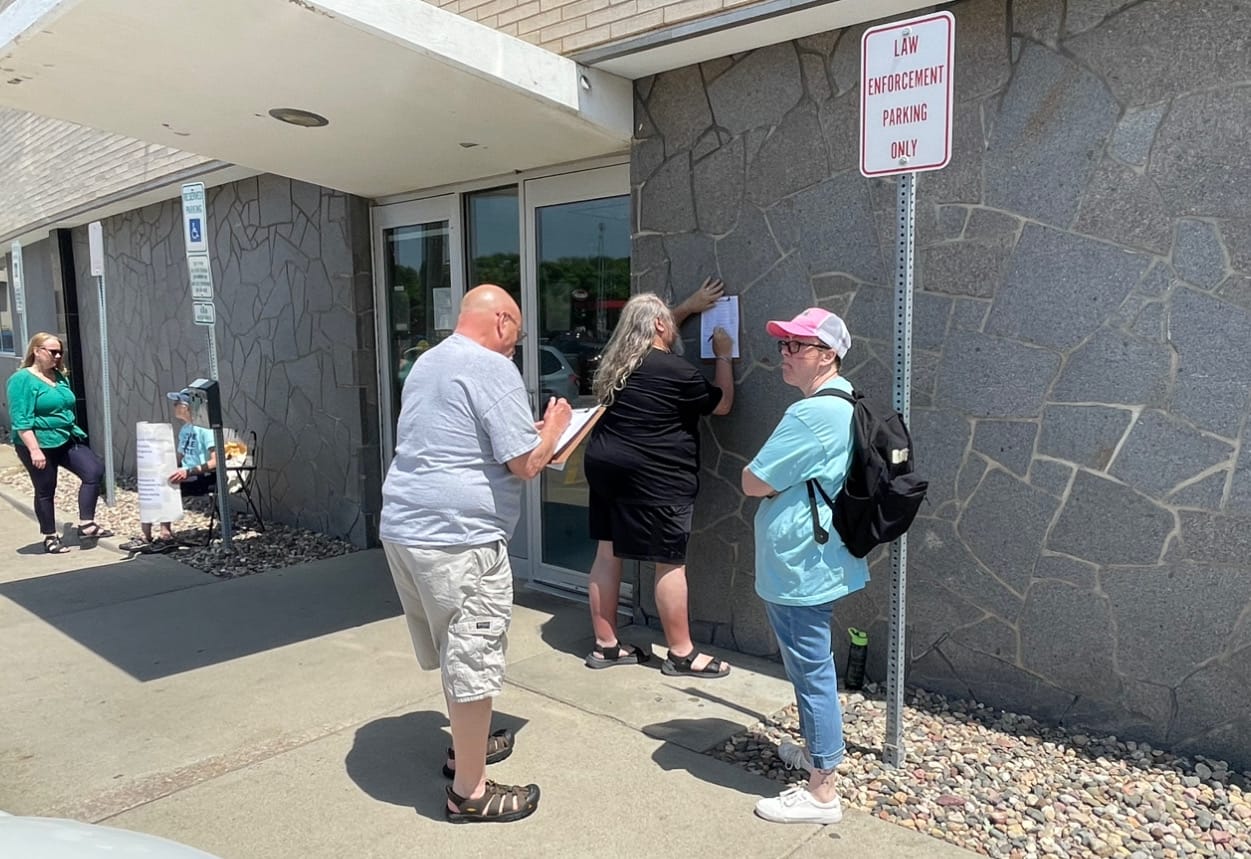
[715,356,733,363]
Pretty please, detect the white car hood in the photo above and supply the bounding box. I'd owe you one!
[0,812,221,858]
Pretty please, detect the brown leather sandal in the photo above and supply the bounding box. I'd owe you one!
[445,779,540,824]
[441,728,514,778]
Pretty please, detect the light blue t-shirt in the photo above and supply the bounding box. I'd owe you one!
[177,424,215,469]
[747,376,870,607]
[379,333,540,548]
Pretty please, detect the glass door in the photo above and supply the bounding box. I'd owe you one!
[522,165,630,594]
[373,196,462,463]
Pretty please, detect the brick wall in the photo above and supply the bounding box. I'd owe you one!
[424,0,760,54]
[0,109,212,243]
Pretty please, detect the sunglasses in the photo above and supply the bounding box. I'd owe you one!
[40,346,63,357]
[776,339,830,355]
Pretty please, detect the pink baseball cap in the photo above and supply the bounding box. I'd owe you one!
[765,308,852,358]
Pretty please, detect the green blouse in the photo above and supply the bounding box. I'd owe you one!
[7,368,87,449]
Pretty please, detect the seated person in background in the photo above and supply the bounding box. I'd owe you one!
[121,391,217,553]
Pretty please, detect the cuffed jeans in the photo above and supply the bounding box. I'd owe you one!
[15,441,104,534]
[764,600,846,771]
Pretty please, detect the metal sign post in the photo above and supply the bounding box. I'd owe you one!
[87,221,115,507]
[860,10,955,769]
[181,182,219,378]
[181,182,229,549]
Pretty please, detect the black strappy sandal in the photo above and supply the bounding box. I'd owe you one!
[43,535,71,554]
[442,728,514,778]
[662,649,730,679]
[584,642,651,670]
[446,780,540,824]
[77,522,114,540]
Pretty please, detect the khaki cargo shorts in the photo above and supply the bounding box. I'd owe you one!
[382,539,513,704]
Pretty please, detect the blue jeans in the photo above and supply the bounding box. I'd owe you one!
[764,600,845,771]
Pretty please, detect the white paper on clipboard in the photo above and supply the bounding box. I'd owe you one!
[700,296,740,359]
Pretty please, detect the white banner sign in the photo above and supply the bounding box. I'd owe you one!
[135,421,184,524]
[860,10,955,177]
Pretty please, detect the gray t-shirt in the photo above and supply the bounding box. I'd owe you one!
[379,333,540,548]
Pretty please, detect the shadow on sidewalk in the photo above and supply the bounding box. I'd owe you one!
[345,709,530,822]
[0,551,402,681]
[646,717,778,798]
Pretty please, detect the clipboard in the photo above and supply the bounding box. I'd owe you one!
[700,296,740,358]
[546,405,605,471]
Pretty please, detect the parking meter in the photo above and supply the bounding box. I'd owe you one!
[185,378,222,429]
[182,378,231,550]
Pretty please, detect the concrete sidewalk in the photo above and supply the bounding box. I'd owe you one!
[0,474,971,858]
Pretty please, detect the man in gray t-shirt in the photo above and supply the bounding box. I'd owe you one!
[380,284,570,825]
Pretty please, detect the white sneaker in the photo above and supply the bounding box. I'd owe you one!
[755,785,844,824]
[777,740,814,772]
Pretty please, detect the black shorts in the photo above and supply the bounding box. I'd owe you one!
[588,491,694,563]
[180,474,215,497]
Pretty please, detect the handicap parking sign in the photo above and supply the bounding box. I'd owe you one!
[189,218,202,243]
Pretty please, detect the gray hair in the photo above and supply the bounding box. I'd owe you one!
[593,293,678,405]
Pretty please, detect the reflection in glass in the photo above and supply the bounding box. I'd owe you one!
[466,187,520,303]
[538,195,630,574]
[385,222,451,422]
[464,187,530,559]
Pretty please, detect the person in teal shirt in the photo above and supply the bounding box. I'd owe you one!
[741,308,868,826]
[120,391,218,553]
[7,332,112,553]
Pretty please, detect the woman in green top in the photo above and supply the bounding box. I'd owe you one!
[8,332,113,553]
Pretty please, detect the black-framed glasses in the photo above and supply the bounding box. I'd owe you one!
[776,339,829,355]
[40,346,63,357]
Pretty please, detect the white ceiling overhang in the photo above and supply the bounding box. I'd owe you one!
[576,0,937,78]
[0,0,633,199]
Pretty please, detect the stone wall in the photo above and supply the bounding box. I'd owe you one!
[632,0,1251,766]
[70,175,381,545]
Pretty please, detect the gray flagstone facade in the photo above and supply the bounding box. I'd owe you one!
[632,0,1251,766]
[68,177,381,546]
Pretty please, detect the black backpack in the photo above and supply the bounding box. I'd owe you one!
[806,388,928,558]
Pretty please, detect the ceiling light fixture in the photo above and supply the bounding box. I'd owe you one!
[268,107,329,128]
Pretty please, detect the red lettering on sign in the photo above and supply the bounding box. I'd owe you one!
[894,34,919,56]
[889,139,919,159]
[881,103,929,127]
[866,65,945,97]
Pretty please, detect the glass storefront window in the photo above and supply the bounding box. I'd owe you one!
[385,221,452,414]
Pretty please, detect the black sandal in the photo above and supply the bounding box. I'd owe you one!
[77,522,114,540]
[446,780,540,824]
[584,642,651,670]
[442,728,514,778]
[662,649,730,679]
[43,535,71,554]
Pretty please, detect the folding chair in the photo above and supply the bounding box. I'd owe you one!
[205,430,265,544]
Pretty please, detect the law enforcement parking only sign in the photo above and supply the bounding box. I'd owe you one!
[860,11,955,177]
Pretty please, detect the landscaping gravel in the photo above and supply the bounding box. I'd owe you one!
[712,684,1251,858]
[0,467,357,577]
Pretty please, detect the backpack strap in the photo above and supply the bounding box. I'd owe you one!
[805,387,855,545]
[806,479,830,545]
[811,387,857,405]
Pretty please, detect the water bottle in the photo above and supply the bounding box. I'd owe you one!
[844,627,868,690]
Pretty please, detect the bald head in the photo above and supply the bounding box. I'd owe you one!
[456,284,524,358]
